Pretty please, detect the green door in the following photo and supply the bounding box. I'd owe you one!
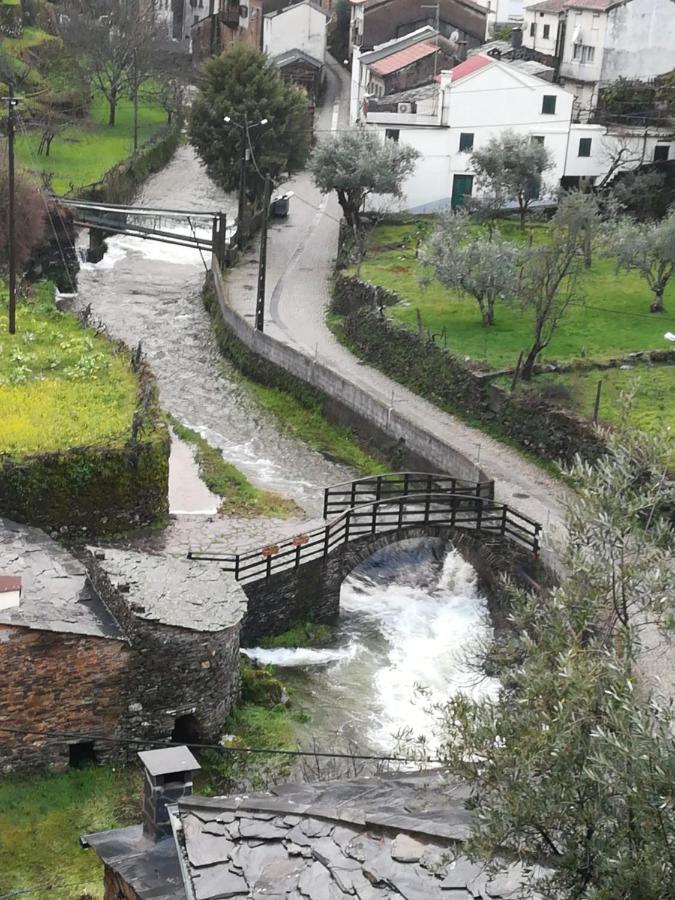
[451,174,474,210]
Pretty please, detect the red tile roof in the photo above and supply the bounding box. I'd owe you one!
[370,40,438,76]
[449,53,494,83]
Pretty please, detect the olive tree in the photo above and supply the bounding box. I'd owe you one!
[518,197,587,380]
[310,128,419,231]
[0,166,45,271]
[610,212,675,313]
[436,423,675,900]
[471,130,553,229]
[421,212,520,326]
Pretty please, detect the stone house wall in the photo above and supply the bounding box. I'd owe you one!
[87,560,241,743]
[0,625,128,772]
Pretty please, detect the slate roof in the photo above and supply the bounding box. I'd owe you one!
[274,48,324,71]
[170,772,544,899]
[84,824,187,900]
[87,547,247,632]
[0,518,124,639]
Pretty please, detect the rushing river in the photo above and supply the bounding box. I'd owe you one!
[75,146,496,757]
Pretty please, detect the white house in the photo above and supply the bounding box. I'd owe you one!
[263,0,329,63]
[522,0,675,117]
[521,0,563,58]
[362,52,673,211]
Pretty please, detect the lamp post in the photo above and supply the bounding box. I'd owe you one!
[223,115,268,244]
[2,83,21,335]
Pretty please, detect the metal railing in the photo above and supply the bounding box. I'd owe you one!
[189,489,541,585]
[323,472,494,519]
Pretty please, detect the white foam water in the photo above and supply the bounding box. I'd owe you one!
[338,548,498,751]
[242,645,361,667]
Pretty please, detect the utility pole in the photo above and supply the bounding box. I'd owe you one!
[3,83,20,335]
[238,131,248,243]
[132,51,139,154]
[255,175,272,332]
[421,3,441,81]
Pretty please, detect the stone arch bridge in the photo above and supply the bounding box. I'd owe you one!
[189,473,542,643]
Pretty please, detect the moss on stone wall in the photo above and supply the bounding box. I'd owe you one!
[0,360,169,537]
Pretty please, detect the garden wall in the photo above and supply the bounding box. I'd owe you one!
[334,274,607,467]
[207,264,490,485]
[0,361,170,536]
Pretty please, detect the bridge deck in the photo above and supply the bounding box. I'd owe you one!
[189,473,541,585]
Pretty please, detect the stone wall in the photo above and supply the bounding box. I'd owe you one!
[0,625,128,772]
[241,526,543,645]
[208,264,489,484]
[0,361,170,537]
[87,556,241,743]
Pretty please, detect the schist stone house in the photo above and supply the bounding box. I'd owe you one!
[84,746,544,900]
[0,518,246,772]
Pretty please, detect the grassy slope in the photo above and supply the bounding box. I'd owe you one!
[0,767,142,900]
[15,95,167,194]
[168,415,299,518]
[0,284,137,455]
[242,378,388,476]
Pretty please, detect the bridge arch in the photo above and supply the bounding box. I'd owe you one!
[188,473,543,645]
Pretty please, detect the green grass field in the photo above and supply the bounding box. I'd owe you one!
[15,94,167,194]
[0,766,142,900]
[0,283,137,455]
[359,223,673,369]
[353,222,675,434]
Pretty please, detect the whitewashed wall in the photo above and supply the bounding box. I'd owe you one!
[264,2,327,61]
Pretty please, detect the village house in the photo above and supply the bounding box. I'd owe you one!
[522,0,675,117]
[190,0,265,63]
[263,0,331,102]
[350,26,465,122]
[0,519,246,772]
[360,51,673,211]
[83,746,544,900]
[348,0,488,57]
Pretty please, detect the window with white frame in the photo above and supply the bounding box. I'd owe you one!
[573,44,595,63]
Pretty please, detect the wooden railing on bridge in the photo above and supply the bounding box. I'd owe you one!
[188,474,541,585]
[322,471,494,519]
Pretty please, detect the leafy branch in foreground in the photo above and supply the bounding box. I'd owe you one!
[435,421,675,900]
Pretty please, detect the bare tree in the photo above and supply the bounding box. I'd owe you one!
[0,163,46,271]
[59,0,163,128]
[596,132,646,190]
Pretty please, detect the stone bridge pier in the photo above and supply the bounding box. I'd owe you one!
[240,526,540,645]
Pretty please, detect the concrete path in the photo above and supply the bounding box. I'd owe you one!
[168,430,221,517]
[227,57,571,557]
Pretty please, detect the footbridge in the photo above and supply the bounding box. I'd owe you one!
[189,473,542,643]
[53,196,231,263]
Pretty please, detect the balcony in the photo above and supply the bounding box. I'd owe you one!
[220,1,239,29]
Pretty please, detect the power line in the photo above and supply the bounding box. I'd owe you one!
[0,725,436,764]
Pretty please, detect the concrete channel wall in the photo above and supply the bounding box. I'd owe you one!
[211,261,490,485]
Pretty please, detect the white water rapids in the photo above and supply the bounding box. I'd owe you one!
[245,540,498,754]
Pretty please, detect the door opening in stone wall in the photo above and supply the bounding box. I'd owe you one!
[69,741,97,769]
[171,714,200,745]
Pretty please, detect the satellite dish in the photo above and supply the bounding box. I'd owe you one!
[450,30,460,42]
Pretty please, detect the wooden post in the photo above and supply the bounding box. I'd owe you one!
[593,379,603,425]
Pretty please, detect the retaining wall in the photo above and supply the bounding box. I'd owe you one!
[210,262,489,484]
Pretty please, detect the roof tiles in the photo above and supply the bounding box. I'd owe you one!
[370,40,438,76]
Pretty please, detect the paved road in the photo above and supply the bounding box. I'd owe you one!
[228,57,572,556]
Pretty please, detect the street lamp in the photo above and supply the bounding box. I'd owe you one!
[223,115,268,242]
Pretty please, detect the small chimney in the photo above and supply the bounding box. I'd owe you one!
[138,746,201,842]
[511,26,523,50]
